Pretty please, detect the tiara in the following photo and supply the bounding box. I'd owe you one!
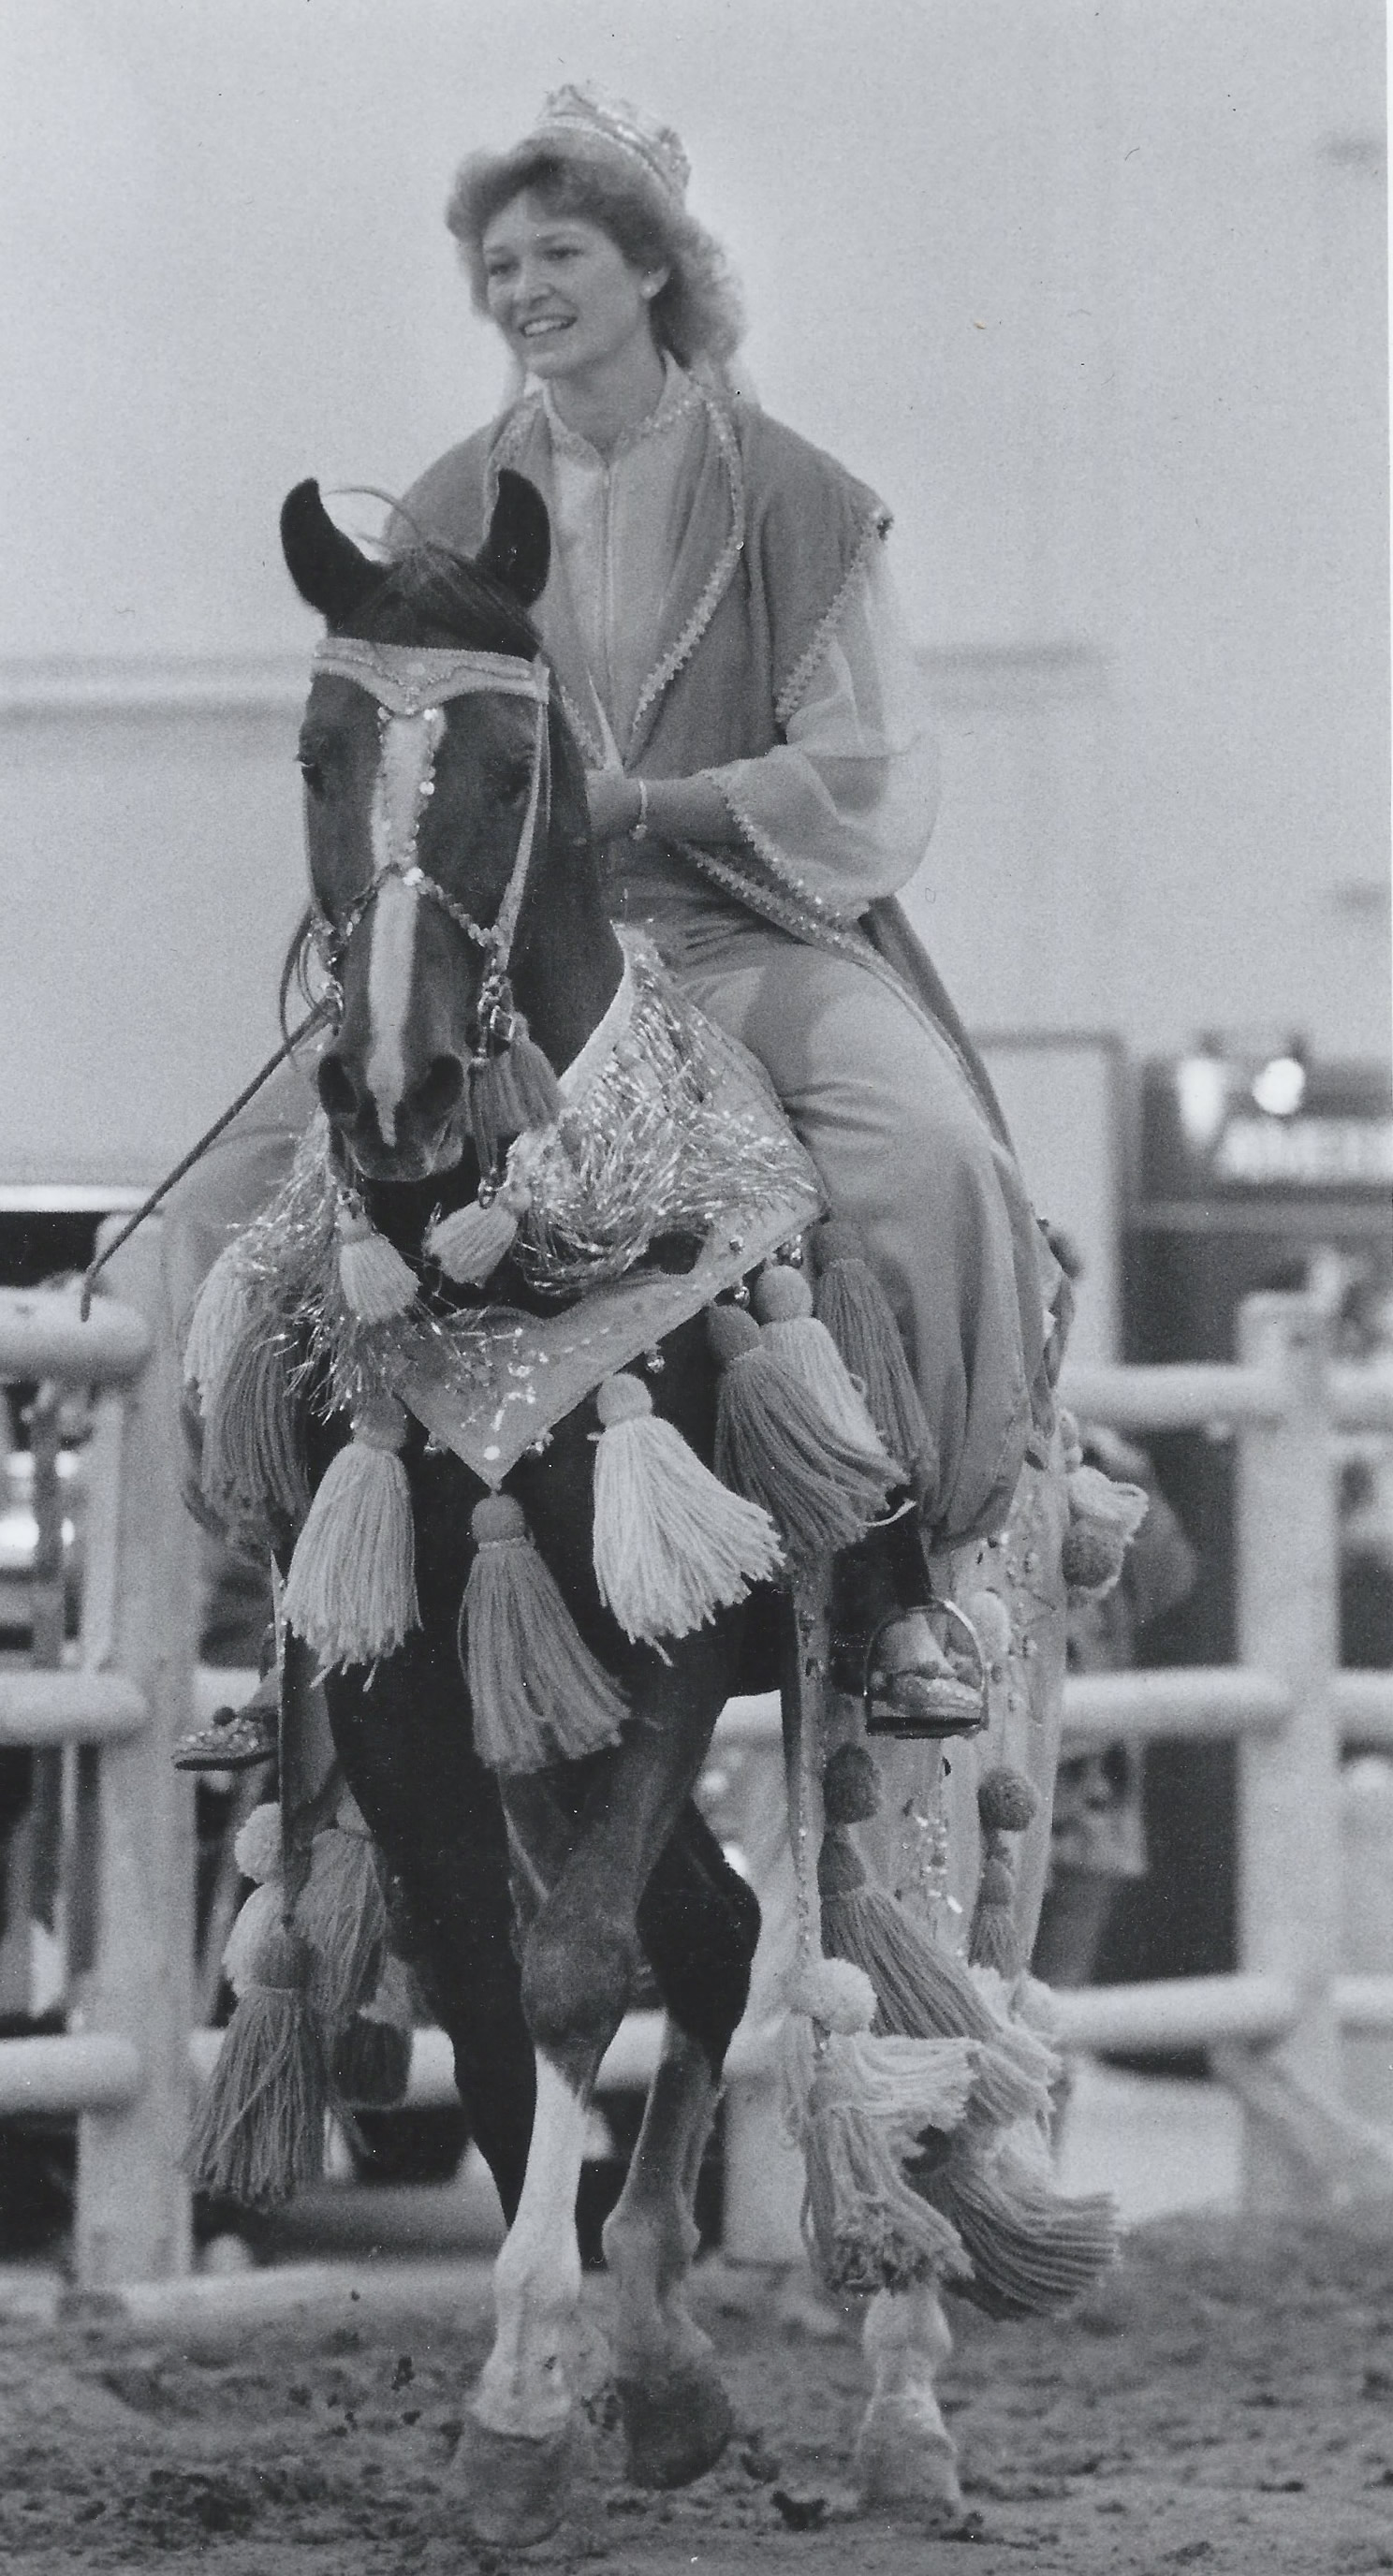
[529,85,690,207]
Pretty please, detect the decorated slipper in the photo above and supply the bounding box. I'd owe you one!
[865,1603,989,1740]
[173,1669,279,1772]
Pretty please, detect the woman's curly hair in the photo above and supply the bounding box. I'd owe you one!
[446,145,746,383]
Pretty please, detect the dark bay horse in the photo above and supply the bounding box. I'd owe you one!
[275,469,816,2539]
[187,469,1103,2548]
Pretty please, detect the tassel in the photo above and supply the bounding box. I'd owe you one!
[469,997,563,1176]
[818,1825,1054,2130]
[969,1766,1040,1981]
[461,1493,627,1774]
[184,1921,329,2206]
[333,2013,413,2107]
[281,1396,418,1670]
[916,2136,1117,2320]
[707,1305,900,1557]
[293,1800,387,2032]
[426,1178,528,1285]
[591,1371,783,1643]
[1062,1464,1149,1602]
[752,1266,903,1471]
[335,1199,418,1323]
[797,2050,972,2298]
[809,1220,938,1497]
[222,1880,284,1998]
[200,1325,309,1538]
[183,1242,254,1410]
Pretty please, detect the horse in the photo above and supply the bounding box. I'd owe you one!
[182,467,1119,2549]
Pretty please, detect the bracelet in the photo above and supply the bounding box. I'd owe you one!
[632,778,651,840]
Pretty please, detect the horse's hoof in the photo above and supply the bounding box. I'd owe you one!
[616,2359,735,2489]
[455,2411,578,2546]
[854,2415,962,2523]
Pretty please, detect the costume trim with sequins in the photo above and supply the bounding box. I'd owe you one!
[217,936,822,1487]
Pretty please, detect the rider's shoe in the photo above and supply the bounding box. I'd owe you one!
[172,1666,279,1771]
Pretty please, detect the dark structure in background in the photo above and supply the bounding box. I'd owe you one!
[1101,1048,1393,1988]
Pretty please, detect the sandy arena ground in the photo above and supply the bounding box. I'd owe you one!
[2,2209,1393,2575]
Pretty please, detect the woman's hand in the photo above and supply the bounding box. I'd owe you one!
[586,771,641,842]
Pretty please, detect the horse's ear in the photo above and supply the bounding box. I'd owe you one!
[280,480,381,626]
[477,469,550,609]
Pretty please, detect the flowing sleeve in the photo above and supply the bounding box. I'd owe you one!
[702,535,940,917]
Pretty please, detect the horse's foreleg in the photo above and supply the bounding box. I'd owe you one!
[854,2282,964,2524]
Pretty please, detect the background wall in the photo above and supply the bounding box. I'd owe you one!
[1,0,1386,1189]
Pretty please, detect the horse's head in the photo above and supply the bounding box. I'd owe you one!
[282,472,612,1188]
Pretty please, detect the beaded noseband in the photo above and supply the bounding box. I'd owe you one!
[306,638,553,1039]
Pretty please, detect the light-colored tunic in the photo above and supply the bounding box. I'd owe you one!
[500,366,1036,1540]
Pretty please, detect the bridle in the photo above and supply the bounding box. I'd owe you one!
[306,637,552,1047]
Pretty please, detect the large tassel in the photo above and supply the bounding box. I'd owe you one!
[917,2135,1118,2320]
[968,1766,1039,1982]
[461,1493,628,1774]
[1061,1463,1149,1602]
[469,992,563,1177]
[426,1176,529,1286]
[335,1199,418,1323]
[752,1265,903,1470]
[811,1218,938,1500]
[707,1305,901,1557]
[293,1796,387,2032]
[183,1242,254,1411]
[184,1921,329,2206]
[200,1325,309,1537]
[281,1397,418,1670]
[796,2049,972,2298]
[591,1371,783,1643]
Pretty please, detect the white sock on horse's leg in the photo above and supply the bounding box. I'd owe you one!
[472,2051,589,2442]
[854,2281,964,2521]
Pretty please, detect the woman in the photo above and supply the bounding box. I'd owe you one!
[396,86,1059,1559]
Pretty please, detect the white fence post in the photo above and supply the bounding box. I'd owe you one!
[72,1221,197,2283]
[1234,1292,1342,2209]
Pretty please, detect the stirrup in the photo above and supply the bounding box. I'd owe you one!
[862,1598,989,1742]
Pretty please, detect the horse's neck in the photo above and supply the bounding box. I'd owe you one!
[515,867,625,1078]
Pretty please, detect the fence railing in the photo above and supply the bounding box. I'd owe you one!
[3,1270,1392,2277]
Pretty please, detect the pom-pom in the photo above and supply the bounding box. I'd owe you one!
[293,1817,387,2032]
[977,1765,1038,1837]
[183,1242,254,1410]
[1062,1465,1150,1603]
[708,1304,901,1557]
[785,1954,878,2034]
[281,1397,418,1670]
[184,1922,328,2206]
[591,1370,783,1642]
[461,1493,628,1773]
[810,1220,938,1498]
[426,1184,525,1285]
[823,1742,883,1825]
[469,1010,563,1174]
[200,1326,309,1542]
[962,1588,1013,1668]
[335,1202,418,1323]
[233,1802,283,1886]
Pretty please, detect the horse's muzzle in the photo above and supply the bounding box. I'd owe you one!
[317,1046,468,1180]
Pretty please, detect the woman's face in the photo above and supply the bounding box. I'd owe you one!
[480,191,665,384]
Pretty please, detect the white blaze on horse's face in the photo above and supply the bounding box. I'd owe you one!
[361,707,446,1149]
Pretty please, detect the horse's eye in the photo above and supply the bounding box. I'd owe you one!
[298,754,325,797]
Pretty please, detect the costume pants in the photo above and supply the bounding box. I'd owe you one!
[673,920,1034,1543]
